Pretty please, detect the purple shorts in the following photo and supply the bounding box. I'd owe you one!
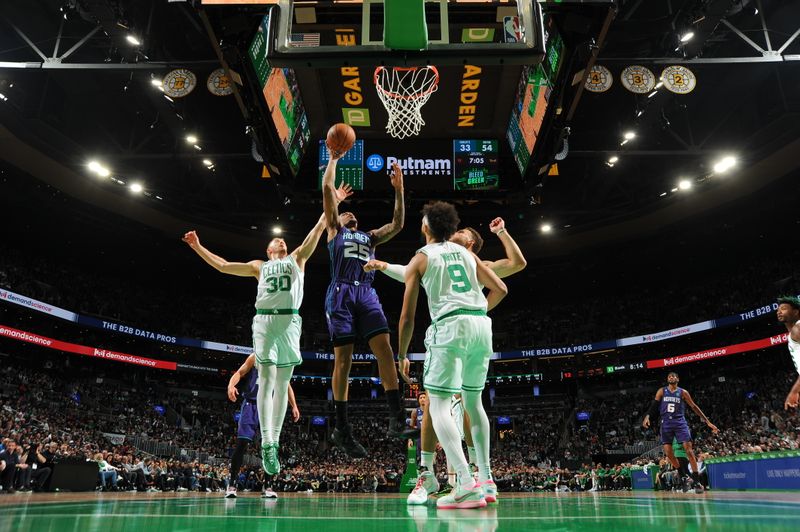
[325,282,389,346]
[237,400,259,441]
[660,420,691,445]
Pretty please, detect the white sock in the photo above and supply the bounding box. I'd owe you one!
[420,451,435,471]
[462,390,492,482]
[429,394,473,488]
[256,363,277,444]
[270,366,294,444]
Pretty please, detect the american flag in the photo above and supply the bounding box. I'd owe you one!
[289,33,321,48]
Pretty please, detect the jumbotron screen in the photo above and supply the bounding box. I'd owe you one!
[248,14,311,175]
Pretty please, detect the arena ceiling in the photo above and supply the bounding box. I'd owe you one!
[0,0,798,256]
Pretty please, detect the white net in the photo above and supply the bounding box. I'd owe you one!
[374,66,439,139]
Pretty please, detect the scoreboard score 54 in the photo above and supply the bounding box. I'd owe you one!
[454,139,500,191]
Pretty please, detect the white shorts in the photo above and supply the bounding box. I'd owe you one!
[422,314,492,396]
[252,314,302,368]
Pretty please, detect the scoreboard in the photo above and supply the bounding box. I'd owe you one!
[318,140,365,190]
[453,139,499,191]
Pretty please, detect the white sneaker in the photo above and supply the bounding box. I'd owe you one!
[479,479,498,503]
[146,487,159,493]
[225,486,238,499]
[436,480,486,510]
[407,471,439,505]
[177,486,188,492]
[262,488,278,499]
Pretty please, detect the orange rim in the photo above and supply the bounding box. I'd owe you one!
[374,66,440,101]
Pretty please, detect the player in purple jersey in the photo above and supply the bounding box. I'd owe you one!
[643,372,718,493]
[225,354,300,499]
[322,151,416,457]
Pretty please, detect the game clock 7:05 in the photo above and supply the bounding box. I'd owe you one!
[453,139,499,191]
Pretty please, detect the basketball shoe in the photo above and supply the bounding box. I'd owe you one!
[436,479,486,510]
[331,426,368,458]
[407,470,439,505]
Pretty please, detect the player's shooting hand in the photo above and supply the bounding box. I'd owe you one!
[227,385,238,402]
[785,391,799,410]
[642,416,650,429]
[363,260,388,273]
[327,147,346,161]
[489,217,505,234]
[334,183,353,204]
[389,163,404,190]
[398,357,411,385]
[182,230,199,248]
[291,405,301,423]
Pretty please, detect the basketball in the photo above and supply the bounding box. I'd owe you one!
[325,123,356,156]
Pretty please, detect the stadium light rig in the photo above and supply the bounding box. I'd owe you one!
[678,179,692,191]
[540,223,552,234]
[713,156,737,174]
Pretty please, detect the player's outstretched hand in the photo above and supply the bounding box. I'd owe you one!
[227,384,238,402]
[327,147,345,161]
[363,259,388,273]
[642,416,650,429]
[707,422,719,434]
[182,230,199,248]
[292,405,301,423]
[398,357,411,385]
[334,183,353,204]
[389,162,404,190]
[489,217,505,234]
[785,391,799,410]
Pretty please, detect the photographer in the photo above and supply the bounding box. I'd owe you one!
[20,442,51,492]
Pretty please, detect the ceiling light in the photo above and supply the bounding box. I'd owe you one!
[202,159,213,167]
[636,110,643,117]
[679,31,695,43]
[713,155,737,173]
[97,167,111,177]
[130,183,143,193]
[155,195,163,200]
[163,94,174,103]
[659,192,668,197]
[186,135,198,144]
[671,187,678,192]
[193,144,202,151]
[0,93,7,102]
[623,131,636,140]
[540,224,552,234]
[678,179,692,190]
[620,139,629,146]
[126,35,141,46]
[648,91,658,98]
[88,161,102,173]
[150,78,162,87]
[272,226,283,235]
[655,81,664,89]
[608,156,619,164]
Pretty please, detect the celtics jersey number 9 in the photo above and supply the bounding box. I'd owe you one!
[255,255,304,310]
[418,241,487,322]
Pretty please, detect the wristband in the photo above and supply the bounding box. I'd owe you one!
[397,353,407,360]
[497,229,507,235]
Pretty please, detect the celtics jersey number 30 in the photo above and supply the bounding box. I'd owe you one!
[255,255,304,310]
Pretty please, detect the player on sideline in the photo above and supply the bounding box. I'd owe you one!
[183,183,352,476]
[642,372,719,493]
[398,201,508,509]
[776,296,800,409]
[322,154,416,458]
[365,217,526,503]
[225,353,300,499]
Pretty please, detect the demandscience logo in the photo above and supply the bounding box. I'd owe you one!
[366,154,384,172]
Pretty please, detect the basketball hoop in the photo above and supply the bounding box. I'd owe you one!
[374,66,439,139]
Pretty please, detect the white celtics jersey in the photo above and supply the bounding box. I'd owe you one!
[255,255,304,310]
[418,241,487,322]
[789,330,800,373]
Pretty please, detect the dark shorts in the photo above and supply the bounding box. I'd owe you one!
[661,421,692,445]
[325,282,389,346]
[237,400,259,441]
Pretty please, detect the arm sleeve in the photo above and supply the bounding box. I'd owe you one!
[647,400,660,420]
[381,263,407,282]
